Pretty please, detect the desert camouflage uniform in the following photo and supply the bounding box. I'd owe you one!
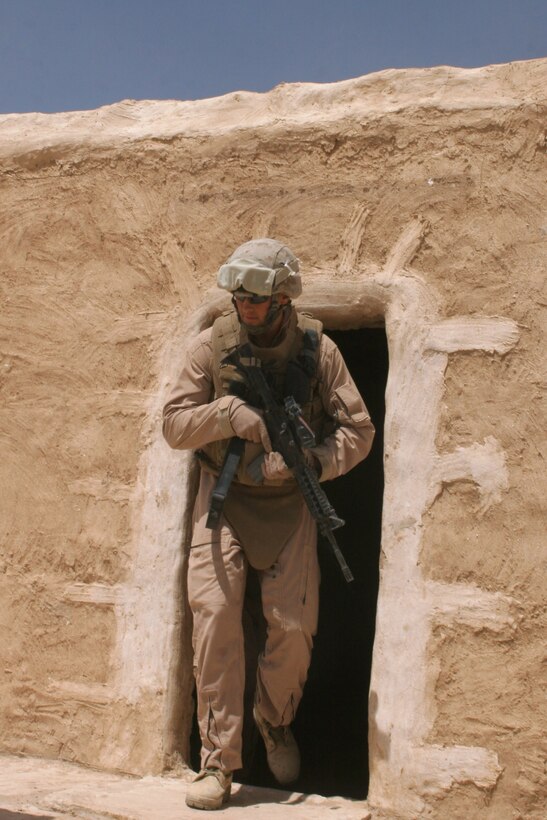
[163,306,374,773]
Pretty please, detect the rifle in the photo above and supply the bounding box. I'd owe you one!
[207,343,354,583]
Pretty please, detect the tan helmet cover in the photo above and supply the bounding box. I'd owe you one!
[217,238,302,298]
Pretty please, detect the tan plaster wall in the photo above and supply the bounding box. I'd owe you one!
[0,59,545,818]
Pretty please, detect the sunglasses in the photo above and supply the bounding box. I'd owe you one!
[233,293,271,305]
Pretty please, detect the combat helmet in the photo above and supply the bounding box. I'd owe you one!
[217,238,302,299]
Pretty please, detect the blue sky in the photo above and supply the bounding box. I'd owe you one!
[1,0,545,114]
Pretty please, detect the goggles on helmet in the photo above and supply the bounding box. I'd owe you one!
[217,257,301,299]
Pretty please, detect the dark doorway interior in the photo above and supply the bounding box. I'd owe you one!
[189,327,387,800]
[294,326,386,799]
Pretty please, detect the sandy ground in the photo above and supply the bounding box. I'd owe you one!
[0,754,374,820]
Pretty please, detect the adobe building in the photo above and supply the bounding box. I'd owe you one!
[0,59,545,818]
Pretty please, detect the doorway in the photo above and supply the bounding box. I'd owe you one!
[188,326,387,799]
[293,326,386,799]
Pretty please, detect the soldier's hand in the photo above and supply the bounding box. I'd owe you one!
[261,451,291,480]
[229,399,271,451]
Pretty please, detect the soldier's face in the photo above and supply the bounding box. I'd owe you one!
[234,293,273,326]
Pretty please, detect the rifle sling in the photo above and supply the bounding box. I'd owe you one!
[205,437,245,529]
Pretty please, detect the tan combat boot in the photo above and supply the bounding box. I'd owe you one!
[253,705,300,785]
[185,768,232,811]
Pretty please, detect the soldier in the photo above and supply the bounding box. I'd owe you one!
[163,238,375,810]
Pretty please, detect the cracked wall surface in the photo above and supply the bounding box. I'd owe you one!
[0,59,545,818]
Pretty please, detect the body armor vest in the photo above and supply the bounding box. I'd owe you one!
[201,307,330,486]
